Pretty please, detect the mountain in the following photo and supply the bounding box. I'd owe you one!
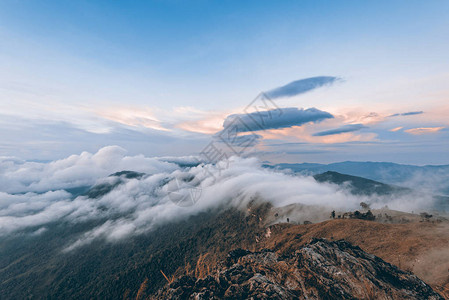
[2,166,449,299]
[0,205,269,299]
[311,170,449,211]
[63,171,145,199]
[1,198,447,299]
[313,171,410,196]
[269,161,449,195]
[153,239,442,299]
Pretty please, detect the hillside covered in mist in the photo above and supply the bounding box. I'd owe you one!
[1,146,448,298]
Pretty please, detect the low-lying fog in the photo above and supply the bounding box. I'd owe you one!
[0,146,443,251]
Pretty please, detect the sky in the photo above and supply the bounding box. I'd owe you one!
[0,0,448,165]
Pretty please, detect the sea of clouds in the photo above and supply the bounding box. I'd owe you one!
[0,146,436,251]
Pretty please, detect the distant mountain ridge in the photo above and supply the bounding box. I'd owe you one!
[269,161,449,195]
[313,171,410,196]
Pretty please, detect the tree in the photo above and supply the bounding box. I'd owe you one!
[360,202,370,210]
[420,212,432,221]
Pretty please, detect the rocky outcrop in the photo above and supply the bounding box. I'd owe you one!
[152,238,443,299]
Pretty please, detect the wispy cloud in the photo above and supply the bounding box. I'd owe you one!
[389,111,424,117]
[96,107,171,132]
[390,126,403,132]
[176,112,231,134]
[404,127,445,135]
[265,76,340,99]
[312,124,366,137]
[215,133,263,147]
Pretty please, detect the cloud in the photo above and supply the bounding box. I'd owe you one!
[0,113,209,161]
[344,112,384,125]
[0,145,178,194]
[312,124,367,137]
[175,111,230,134]
[215,133,263,147]
[404,127,445,135]
[97,107,171,132]
[265,76,340,99]
[222,107,334,133]
[156,155,202,167]
[389,111,424,117]
[156,76,339,136]
[0,146,438,251]
[390,127,403,132]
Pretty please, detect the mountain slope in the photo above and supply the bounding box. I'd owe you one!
[0,204,269,299]
[313,171,409,196]
[271,161,449,195]
[2,174,449,300]
[153,239,443,299]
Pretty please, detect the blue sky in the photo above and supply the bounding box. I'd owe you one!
[0,1,448,164]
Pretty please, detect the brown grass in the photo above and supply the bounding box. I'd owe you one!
[159,270,175,284]
[261,218,449,298]
[194,253,211,279]
[135,278,148,300]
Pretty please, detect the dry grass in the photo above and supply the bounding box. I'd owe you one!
[146,207,449,299]
[194,253,211,279]
[135,278,148,300]
[261,218,449,298]
[159,270,175,284]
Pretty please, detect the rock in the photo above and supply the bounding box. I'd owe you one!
[225,248,252,266]
[151,239,443,299]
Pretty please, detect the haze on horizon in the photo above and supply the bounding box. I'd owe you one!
[1,0,448,165]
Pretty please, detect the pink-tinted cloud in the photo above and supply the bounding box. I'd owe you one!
[257,126,377,144]
[176,112,230,135]
[404,127,445,135]
[97,107,170,131]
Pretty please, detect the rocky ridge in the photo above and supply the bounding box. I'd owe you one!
[152,238,443,299]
